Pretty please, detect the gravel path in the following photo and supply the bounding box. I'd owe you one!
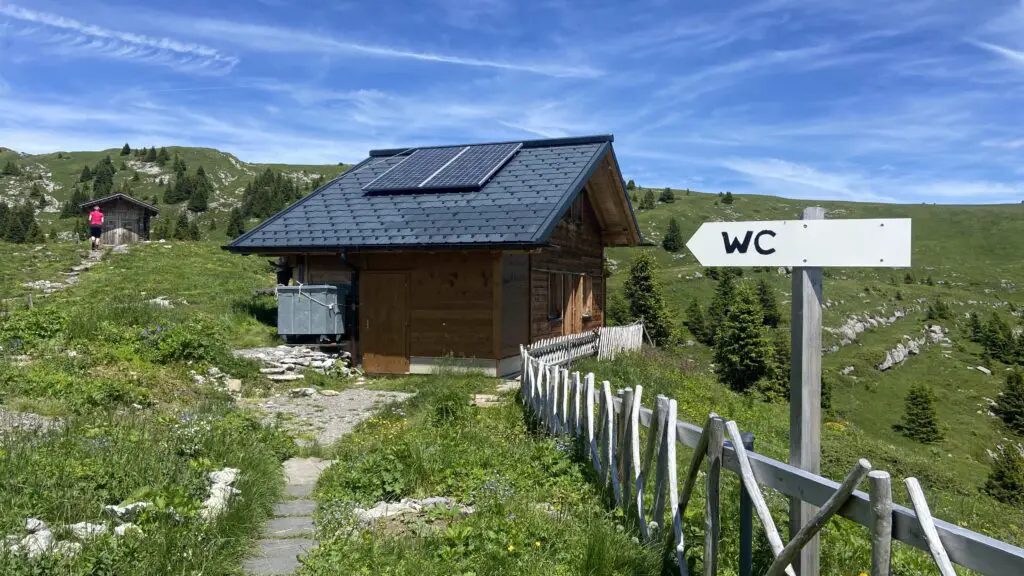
[241,388,412,447]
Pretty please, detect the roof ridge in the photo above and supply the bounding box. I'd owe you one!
[369,134,613,157]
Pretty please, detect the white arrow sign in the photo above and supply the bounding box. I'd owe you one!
[685,218,911,268]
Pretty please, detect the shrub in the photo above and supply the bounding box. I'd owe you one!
[662,218,683,252]
[984,443,1024,506]
[0,307,68,350]
[996,371,1024,434]
[684,299,709,345]
[141,316,229,365]
[658,187,674,203]
[605,291,631,326]
[926,299,952,321]
[894,384,942,443]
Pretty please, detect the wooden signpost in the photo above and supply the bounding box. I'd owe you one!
[686,209,912,576]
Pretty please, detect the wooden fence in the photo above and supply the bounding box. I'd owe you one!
[598,322,645,360]
[524,322,644,368]
[517,346,1024,576]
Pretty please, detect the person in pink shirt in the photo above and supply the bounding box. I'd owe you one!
[88,205,104,250]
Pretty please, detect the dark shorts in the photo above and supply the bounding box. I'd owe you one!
[90,226,102,239]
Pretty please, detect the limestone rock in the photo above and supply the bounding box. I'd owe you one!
[269,374,304,381]
[319,389,340,396]
[840,366,855,376]
[289,387,316,397]
[67,522,107,539]
[104,501,152,522]
[20,529,53,557]
[976,366,993,376]
[209,468,239,485]
[226,379,242,393]
[25,518,46,533]
[114,523,142,537]
[52,541,81,556]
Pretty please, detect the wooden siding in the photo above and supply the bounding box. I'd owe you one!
[347,251,496,360]
[499,253,530,358]
[95,199,151,246]
[304,255,353,285]
[530,190,605,342]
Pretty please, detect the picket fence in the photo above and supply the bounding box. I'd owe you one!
[526,322,644,367]
[518,341,1024,576]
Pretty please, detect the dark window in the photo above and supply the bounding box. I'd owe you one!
[547,272,563,320]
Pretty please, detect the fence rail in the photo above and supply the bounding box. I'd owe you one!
[517,347,1024,576]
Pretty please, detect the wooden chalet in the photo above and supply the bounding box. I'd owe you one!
[225,135,641,375]
[80,193,159,246]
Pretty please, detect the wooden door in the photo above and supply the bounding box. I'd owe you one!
[360,272,410,374]
[563,274,584,335]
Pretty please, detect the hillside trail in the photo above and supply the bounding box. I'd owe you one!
[241,387,413,575]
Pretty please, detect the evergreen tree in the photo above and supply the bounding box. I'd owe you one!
[172,211,190,240]
[904,272,915,284]
[60,186,91,218]
[756,278,782,328]
[118,161,127,172]
[926,298,953,321]
[226,207,246,239]
[984,443,1024,506]
[145,146,158,162]
[894,383,942,443]
[722,191,735,204]
[713,285,776,394]
[187,166,212,212]
[982,312,1015,364]
[606,291,631,326]
[996,371,1024,434]
[1,160,21,176]
[131,171,140,182]
[156,147,170,165]
[639,189,656,210]
[79,165,93,182]
[120,143,131,156]
[659,187,675,203]
[623,251,672,345]
[706,272,738,343]
[684,299,709,344]
[92,159,115,198]
[662,218,683,252]
[188,220,201,241]
[626,179,636,191]
[240,168,302,219]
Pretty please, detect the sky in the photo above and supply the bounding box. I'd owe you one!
[1,0,1023,204]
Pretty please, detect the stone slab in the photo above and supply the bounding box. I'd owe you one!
[273,500,316,517]
[266,516,315,538]
[283,458,333,485]
[242,538,317,575]
[286,484,314,498]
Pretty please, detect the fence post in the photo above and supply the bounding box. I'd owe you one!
[869,471,893,576]
[705,417,724,576]
[790,206,825,576]
[739,431,755,576]
[573,372,582,436]
[617,388,632,511]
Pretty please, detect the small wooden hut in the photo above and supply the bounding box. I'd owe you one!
[80,193,159,245]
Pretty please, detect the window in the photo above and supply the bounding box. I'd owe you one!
[547,272,563,320]
[582,275,594,319]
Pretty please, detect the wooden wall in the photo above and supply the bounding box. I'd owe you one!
[345,250,496,359]
[499,253,530,358]
[529,190,605,342]
[96,199,151,246]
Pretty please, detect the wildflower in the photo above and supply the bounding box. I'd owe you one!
[859,573,868,576]
[507,544,514,552]
[534,541,541,548]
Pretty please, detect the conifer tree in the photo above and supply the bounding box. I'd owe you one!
[713,284,776,394]
[756,278,782,328]
[968,312,983,342]
[1,160,21,176]
[187,167,211,212]
[156,147,170,165]
[894,383,942,443]
[659,187,675,203]
[146,146,158,162]
[79,165,93,182]
[188,220,201,241]
[996,371,1024,434]
[131,171,140,183]
[662,217,683,252]
[120,143,131,156]
[982,312,1015,364]
[722,191,735,204]
[639,189,656,210]
[626,179,636,190]
[684,299,709,344]
[226,207,246,239]
[172,211,190,240]
[623,250,671,345]
[706,272,737,343]
[984,443,1024,506]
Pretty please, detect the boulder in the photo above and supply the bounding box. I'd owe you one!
[840,366,855,376]
[20,529,53,557]
[103,501,152,522]
[25,518,47,533]
[226,379,242,393]
[114,523,142,537]
[208,468,239,485]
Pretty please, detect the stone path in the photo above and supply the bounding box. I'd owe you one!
[242,389,412,574]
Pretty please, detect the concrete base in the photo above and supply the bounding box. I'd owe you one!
[408,355,520,377]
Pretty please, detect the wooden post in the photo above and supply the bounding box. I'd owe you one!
[601,381,617,499]
[790,206,825,576]
[643,395,669,537]
[562,368,570,434]
[586,374,600,474]
[869,471,893,576]
[629,385,646,539]
[573,371,582,436]
[705,416,724,576]
[666,399,683,571]
[617,388,632,511]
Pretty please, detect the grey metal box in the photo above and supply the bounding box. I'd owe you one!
[276,285,345,337]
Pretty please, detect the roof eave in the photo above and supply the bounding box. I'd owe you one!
[222,241,543,254]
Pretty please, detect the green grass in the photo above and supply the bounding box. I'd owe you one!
[0,404,294,575]
[304,372,664,576]
[0,242,87,299]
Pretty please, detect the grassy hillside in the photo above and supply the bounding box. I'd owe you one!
[607,189,1024,549]
[0,145,349,234]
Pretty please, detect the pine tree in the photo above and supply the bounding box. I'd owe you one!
[156,147,170,165]
[188,220,201,241]
[79,165,93,182]
[606,291,631,326]
[623,250,672,345]
[684,299,709,344]
[722,191,735,205]
[982,312,1015,364]
[894,383,942,443]
[120,143,131,156]
[639,189,656,210]
[131,171,140,183]
[926,299,952,321]
[662,218,683,252]
[626,179,636,191]
[226,207,246,239]
[756,278,782,328]
[172,211,190,240]
[1,160,21,176]
[707,272,738,343]
[984,443,1024,506]
[92,159,115,198]
[714,284,776,394]
[240,168,303,219]
[903,272,915,284]
[659,187,675,203]
[996,371,1024,434]
[145,146,158,162]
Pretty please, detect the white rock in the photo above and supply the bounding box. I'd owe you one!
[193,374,206,385]
[25,518,47,533]
[148,296,174,308]
[977,366,993,376]
[209,468,240,485]
[226,378,242,393]
[104,501,152,521]
[114,523,142,537]
[878,351,895,371]
[840,366,855,376]
[206,367,223,378]
[259,367,286,375]
[21,529,53,557]
[319,389,340,396]
[52,540,81,556]
[907,340,920,355]
[200,484,241,520]
[68,522,107,539]
[289,387,317,397]
[269,374,304,381]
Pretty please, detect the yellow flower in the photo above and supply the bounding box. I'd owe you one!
[859,573,868,576]
[507,544,515,552]
[534,541,541,548]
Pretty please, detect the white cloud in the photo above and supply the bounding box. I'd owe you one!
[150,16,601,78]
[970,40,1024,65]
[0,4,238,74]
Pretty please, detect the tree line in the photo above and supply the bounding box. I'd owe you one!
[0,202,44,244]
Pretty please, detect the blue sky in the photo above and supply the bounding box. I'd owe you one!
[1,0,1023,204]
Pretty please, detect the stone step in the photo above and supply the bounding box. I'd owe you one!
[273,500,316,517]
[242,538,317,575]
[265,516,315,539]
[267,374,304,382]
[285,484,314,498]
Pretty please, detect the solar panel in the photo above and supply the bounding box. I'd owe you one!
[363,146,463,192]
[421,142,522,189]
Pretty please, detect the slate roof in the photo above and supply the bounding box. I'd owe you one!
[80,193,159,214]
[226,135,634,252]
